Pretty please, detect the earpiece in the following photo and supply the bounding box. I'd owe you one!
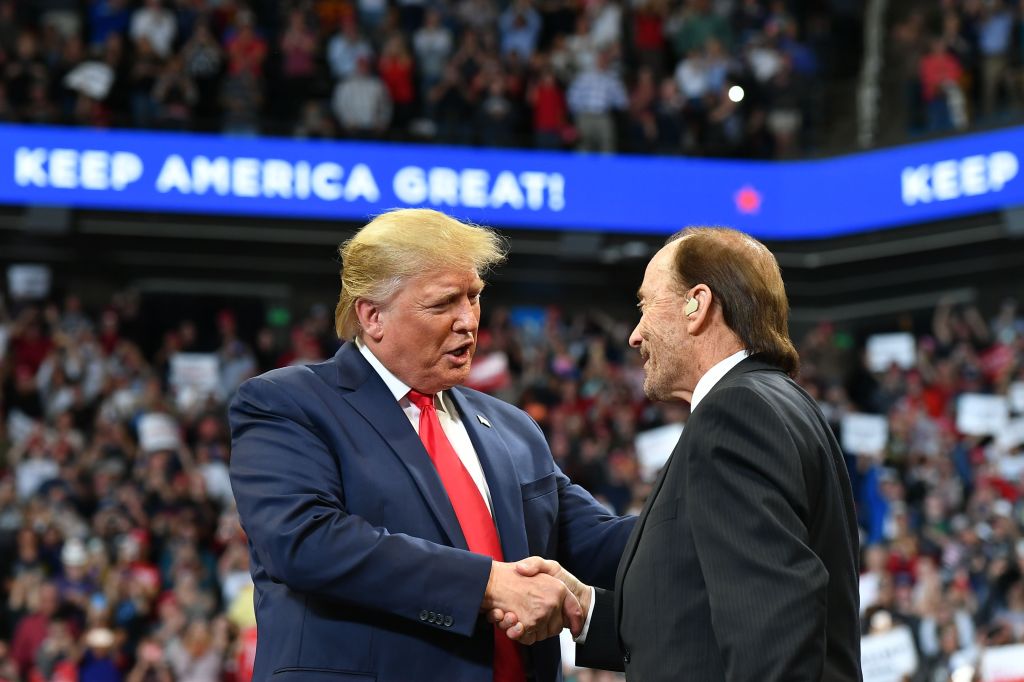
[684,296,699,316]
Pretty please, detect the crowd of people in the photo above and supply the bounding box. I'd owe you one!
[886,0,1024,138]
[0,0,868,158]
[0,282,1022,681]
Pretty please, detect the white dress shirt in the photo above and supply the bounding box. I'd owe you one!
[689,349,750,413]
[358,342,495,516]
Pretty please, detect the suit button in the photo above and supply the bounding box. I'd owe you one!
[444,615,453,627]
[428,612,437,623]
[419,610,428,622]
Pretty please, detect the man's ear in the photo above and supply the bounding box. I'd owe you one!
[684,284,712,335]
[354,298,385,342]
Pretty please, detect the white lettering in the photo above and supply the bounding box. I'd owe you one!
[428,167,458,205]
[489,171,524,209]
[901,165,932,205]
[110,152,142,190]
[80,151,109,190]
[932,160,958,200]
[155,155,192,194]
[393,166,427,204]
[49,148,77,189]
[311,162,343,200]
[460,169,488,208]
[989,151,1018,190]
[295,161,311,199]
[192,157,230,195]
[262,160,293,198]
[15,148,48,187]
[344,163,380,202]
[548,173,565,211]
[519,172,547,210]
[960,155,986,196]
[903,151,1019,207]
[232,158,260,198]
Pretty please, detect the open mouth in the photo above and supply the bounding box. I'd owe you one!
[446,342,473,359]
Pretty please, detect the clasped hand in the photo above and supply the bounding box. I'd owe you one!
[481,558,590,645]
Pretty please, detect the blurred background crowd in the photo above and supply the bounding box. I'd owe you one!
[0,286,1023,681]
[1,0,1023,159]
[3,1,1024,682]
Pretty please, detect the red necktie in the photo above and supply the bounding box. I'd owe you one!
[407,390,525,682]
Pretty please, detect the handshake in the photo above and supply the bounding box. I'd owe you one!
[480,557,591,646]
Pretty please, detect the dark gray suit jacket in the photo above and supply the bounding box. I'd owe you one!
[577,356,862,681]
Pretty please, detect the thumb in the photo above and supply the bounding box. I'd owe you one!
[562,590,584,638]
[515,556,560,577]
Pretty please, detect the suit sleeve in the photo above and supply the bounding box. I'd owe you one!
[228,375,492,637]
[685,388,828,682]
[574,588,625,672]
[520,416,636,589]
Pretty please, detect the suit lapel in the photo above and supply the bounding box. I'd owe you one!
[328,344,468,549]
[448,388,529,562]
[612,355,785,634]
[614,429,687,630]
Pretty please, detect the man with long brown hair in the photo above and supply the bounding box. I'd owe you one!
[501,227,862,681]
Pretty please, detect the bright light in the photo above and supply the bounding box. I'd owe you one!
[728,85,745,103]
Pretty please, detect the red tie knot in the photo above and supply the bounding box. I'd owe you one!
[407,390,435,410]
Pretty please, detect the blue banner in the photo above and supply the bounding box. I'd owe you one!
[0,123,1021,239]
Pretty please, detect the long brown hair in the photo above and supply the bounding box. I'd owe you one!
[668,227,799,377]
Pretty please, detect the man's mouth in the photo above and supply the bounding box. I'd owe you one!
[446,342,473,359]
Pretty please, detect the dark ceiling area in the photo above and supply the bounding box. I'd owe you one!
[2,204,1023,336]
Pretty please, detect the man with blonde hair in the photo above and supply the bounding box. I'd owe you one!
[498,227,861,681]
[229,208,634,682]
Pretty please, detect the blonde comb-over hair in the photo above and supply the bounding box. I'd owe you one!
[334,208,507,340]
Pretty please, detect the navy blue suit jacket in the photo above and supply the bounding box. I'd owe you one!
[229,343,635,682]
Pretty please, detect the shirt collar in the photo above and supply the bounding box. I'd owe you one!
[689,349,750,413]
[356,339,450,413]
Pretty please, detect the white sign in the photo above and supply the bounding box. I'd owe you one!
[866,333,916,373]
[981,643,1024,682]
[7,264,51,299]
[997,419,1024,451]
[997,455,1024,481]
[842,413,889,455]
[635,423,683,482]
[957,394,1010,436]
[861,626,918,682]
[1009,382,1024,414]
[170,353,221,394]
[138,413,180,452]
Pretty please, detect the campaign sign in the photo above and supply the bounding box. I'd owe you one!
[841,413,889,455]
[1009,382,1024,414]
[7,264,52,299]
[866,333,917,373]
[138,413,180,453]
[996,419,1024,451]
[981,644,1024,682]
[957,394,1010,436]
[1,123,1022,238]
[635,423,684,482]
[861,626,919,682]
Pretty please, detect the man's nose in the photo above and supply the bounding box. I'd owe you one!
[628,323,643,348]
[452,302,478,333]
